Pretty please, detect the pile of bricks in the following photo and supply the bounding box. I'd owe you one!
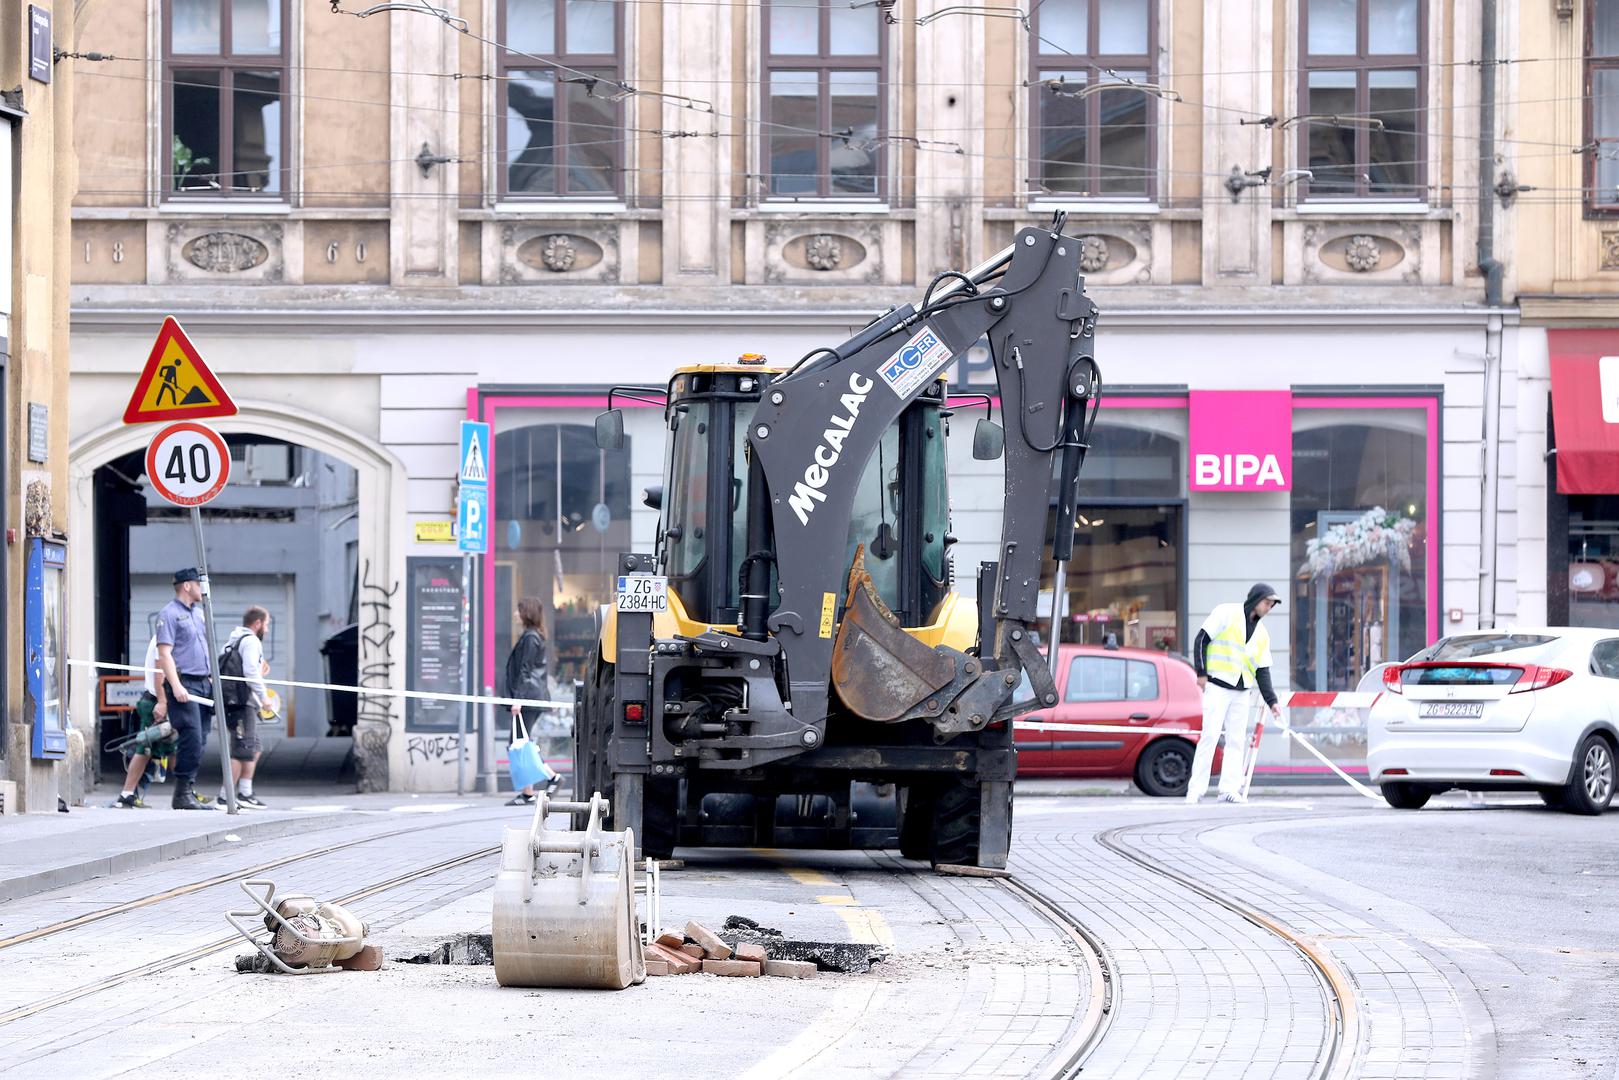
[644,920,817,979]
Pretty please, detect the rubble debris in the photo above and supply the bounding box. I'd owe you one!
[763,959,818,979]
[685,920,733,960]
[702,958,762,977]
[723,914,782,936]
[397,933,494,966]
[720,930,886,974]
[648,943,702,974]
[933,863,1010,879]
[735,942,768,965]
[646,957,671,977]
[679,943,704,959]
[654,931,687,951]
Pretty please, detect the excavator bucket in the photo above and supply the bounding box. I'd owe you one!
[832,546,958,722]
[492,792,647,989]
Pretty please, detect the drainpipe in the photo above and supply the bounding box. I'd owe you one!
[1477,0,1505,630]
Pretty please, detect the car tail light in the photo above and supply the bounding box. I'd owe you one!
[1507,665,1572,694]
[1382,665,1404,695]
[1384,768,1409,775]
[1490,769,1524,776]
[624,703,645,722]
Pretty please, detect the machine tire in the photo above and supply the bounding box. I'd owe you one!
[641,777,680,859]
[929,778,991,868]
[1555,734,1616,816]
[1381,781,1432,810]
[898,783,937,861]
[572,646,614,829]
[1135,738,1196,797]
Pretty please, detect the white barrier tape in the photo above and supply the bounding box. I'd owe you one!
[67,659,573,713]
[1278,723,1386,801]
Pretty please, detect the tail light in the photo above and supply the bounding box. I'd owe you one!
[1382,665,1404,695]
[1508,665,1572,693]
[624,703,645,722]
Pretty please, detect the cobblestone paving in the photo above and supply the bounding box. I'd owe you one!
[1010,820,1335,1080]
[1137,820,1485,1080]
[874,856,1089,1079]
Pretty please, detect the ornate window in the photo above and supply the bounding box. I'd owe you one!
[164,0,289,197]
[498,0,623,199]
[762,0,886,199]
[1298,0,1426,200]
[1028,0,1155,199]
[1587,0,1619,212]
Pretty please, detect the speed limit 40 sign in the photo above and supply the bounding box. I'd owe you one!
[145,421,231,506]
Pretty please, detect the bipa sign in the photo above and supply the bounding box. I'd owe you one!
[1188,391,1292,492]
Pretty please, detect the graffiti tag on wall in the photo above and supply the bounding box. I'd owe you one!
[355,558,399,792]
[405,732,462,766]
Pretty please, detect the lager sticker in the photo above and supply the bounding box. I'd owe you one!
[878,325,953,399]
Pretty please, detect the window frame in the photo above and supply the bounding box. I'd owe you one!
[1027,0,1158,202]
[1585,0,1619,215]
[496,0,626,201]
[162,0,292,201]
[1296,0,1428,203]
[760,0,889,202]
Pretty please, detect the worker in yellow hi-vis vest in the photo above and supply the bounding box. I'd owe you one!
[1188,584,1283,803]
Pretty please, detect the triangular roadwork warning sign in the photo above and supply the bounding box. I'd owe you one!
[461,431,487,483]
[123,317,238,425]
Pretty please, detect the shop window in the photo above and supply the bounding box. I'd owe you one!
[1298,0,1425,200]
[166,0,288,197]
[499,0,622,198]
[492,419,632,689]
[1290,410,1429,691]
[1039,415,1185,652]
[1028,0,1154,199]
[1587,0,1619,211]
[762,0,886,199]
[1563,493,1619,625]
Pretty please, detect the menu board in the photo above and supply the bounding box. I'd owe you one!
[406,557,464,731]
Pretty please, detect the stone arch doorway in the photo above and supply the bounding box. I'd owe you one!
[68,402,408,792]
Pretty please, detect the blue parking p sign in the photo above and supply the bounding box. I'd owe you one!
[457,485,488,554]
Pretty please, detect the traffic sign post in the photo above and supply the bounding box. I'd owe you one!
[456,421,491,796]
[145,418,238,815]
[124,318,237,425]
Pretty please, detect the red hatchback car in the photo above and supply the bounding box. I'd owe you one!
[1016,643,1220,796]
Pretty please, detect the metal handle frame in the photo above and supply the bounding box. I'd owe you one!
[224,878,362,975]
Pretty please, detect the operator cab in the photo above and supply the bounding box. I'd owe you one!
[601,363,955,631]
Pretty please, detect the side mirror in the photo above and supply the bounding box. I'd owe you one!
[594,409,625,450]
[642,484,663,510]
[972,418,1004,461]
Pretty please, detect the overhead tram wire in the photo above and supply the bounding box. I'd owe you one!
[66,54,1619,159]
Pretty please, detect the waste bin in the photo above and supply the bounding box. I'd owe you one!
[320,624,358,736]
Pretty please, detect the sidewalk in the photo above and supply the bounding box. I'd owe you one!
[0,791,505,904]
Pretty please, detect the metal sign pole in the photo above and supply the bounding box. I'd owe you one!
[191,507,238,815]
[457,551,470,797]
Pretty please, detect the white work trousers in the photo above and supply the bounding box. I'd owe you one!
[1187,682,1253,799]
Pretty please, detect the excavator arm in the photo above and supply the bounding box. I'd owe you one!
[723,219,1100,764]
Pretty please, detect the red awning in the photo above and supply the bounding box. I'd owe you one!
[1549,330,1619,494]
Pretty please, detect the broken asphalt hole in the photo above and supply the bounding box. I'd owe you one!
[720,915,887,974]
[397,932,494,966]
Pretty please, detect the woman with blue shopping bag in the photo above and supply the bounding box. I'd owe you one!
[505,597,560,805]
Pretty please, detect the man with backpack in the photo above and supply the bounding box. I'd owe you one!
[219,606,273,808]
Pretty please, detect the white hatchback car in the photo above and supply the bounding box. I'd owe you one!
[1367,628,1619,814]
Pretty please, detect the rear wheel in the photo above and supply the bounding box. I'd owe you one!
[1556,734,1616,815]
[1381,782,1432,810]
[898,783,937,861]
[572,646,614,829]
[1135,738,1196,797]
[929,778,982,867]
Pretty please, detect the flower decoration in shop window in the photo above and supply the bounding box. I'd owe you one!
[1304,507,1418,580]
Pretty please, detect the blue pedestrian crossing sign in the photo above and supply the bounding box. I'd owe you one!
[458,420,491,554]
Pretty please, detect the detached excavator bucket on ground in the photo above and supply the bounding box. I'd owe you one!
[492,792,646,989]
